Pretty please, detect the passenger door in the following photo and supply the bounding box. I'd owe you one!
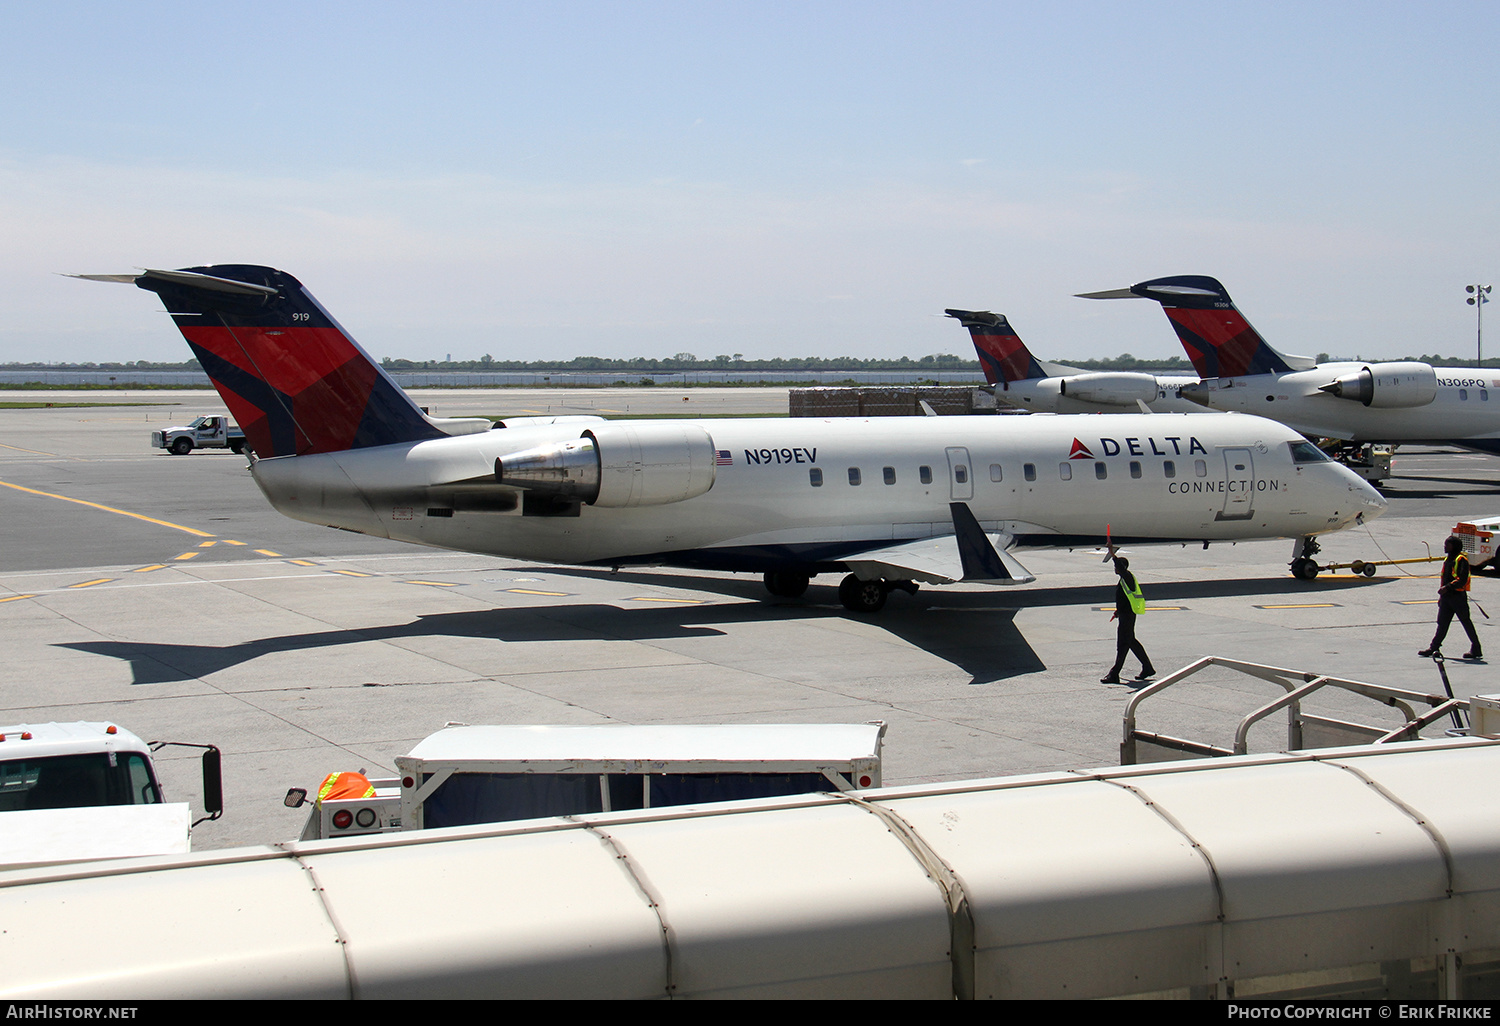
[1216,447,1255,521]
[946,446,973,502]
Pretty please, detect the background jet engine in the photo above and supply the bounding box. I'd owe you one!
[494,421,718,507]
[1317,363,1438,408]
[1056,372,1162,405]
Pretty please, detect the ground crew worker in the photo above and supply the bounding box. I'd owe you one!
[1102,555,1156,684]
[316,770,376,803]
[1419,536,1483,660]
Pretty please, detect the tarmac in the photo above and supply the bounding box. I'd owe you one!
[2,387,1497,849]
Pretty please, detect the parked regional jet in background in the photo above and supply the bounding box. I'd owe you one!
[945,308,1202,414]
[77,266,1386,603]
[1079,276,1500,456]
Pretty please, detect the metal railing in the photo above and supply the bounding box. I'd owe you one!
[1121,655,1471,765]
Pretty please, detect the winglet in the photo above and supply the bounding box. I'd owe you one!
[951,502,1035,583]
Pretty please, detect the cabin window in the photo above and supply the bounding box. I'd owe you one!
[1095,462,1107,480]
[1059,463,1072,481]
[954,465,968,484]
[848,467,861,486]
[1460,389,1469,401]
[1194,459,1208,477]
[883,466,896,485]
[809,468,823,487]
[1484,390,1491,401]
[1130,461,1142,479]
[919,466,933,484]
[989,464,1003,482]
[1164,461,1176,478]
[1024,463,1037,482]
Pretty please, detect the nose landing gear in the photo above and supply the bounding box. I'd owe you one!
[1291,536,1323,580]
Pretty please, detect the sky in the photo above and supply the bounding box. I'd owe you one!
[3,1,1498,365]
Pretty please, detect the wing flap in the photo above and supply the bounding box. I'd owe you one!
[843,503,1036,586]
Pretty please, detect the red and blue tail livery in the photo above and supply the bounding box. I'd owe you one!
[95,266,447,459]
[944,309,1049,385]
[1078,276,1309,379]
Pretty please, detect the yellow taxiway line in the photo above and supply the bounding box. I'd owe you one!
[0,479,215,537]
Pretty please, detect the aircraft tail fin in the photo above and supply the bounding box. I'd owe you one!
[944,309,1052,385]
[77,266,447,459]
[1076,275,1314,378]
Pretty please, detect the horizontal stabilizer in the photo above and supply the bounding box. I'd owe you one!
[1073,287,1142,300]
[67,269,280,297]
[842,504,1035,586]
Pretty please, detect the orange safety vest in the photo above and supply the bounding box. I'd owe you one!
[317,771,375,803]
[1455,553,1472,592]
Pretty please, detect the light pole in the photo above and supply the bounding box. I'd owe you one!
[1467,284,1492,366]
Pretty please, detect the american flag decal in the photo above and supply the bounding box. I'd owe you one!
[716,450,733,466]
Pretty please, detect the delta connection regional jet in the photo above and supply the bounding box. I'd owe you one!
[76,266,1386,610]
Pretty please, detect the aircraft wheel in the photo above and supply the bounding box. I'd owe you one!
[838,574,887,614]
[763,571,810,598]
[1292,558,1320,580]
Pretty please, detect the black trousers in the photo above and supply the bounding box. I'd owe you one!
[1109,609,1152,676]
[1432,592,1482,654]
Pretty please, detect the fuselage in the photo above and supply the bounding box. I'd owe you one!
[1183,366,1500,451]
[249,413,1386,573]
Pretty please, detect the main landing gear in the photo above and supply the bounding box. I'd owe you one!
[837,574,919,614]
[760,570,919,613]
[1291,536,1323,580]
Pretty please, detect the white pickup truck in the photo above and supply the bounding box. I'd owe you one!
[151,415,247,455]
[0,721,222,868]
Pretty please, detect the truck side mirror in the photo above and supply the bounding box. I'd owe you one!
[201,747,223,817]
[284,788,308,809]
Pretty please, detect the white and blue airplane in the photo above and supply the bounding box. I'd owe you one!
[945,308,1202,414]
[1079,275,1500,455]
[77,266,1387,604]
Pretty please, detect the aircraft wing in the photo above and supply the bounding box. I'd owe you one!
[843,502,1037,586]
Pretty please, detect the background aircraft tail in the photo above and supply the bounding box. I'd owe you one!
[944,309,1052,385]
[1077,275,1313,378]
[120,266,447,458]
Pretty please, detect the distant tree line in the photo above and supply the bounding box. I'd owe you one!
[7,352,1500,374]
[377,353,982,371]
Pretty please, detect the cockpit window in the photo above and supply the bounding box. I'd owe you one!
[1289,441,1331,464]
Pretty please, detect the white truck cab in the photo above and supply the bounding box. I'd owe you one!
[0,722,222,868]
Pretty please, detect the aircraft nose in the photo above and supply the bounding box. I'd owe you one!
[1337,471,1387,524]
[1356,477,1388,518]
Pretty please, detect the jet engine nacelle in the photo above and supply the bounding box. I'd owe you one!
[1057,372,1160,406]
[494,422,718,507]
[1317,362,1437,408]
